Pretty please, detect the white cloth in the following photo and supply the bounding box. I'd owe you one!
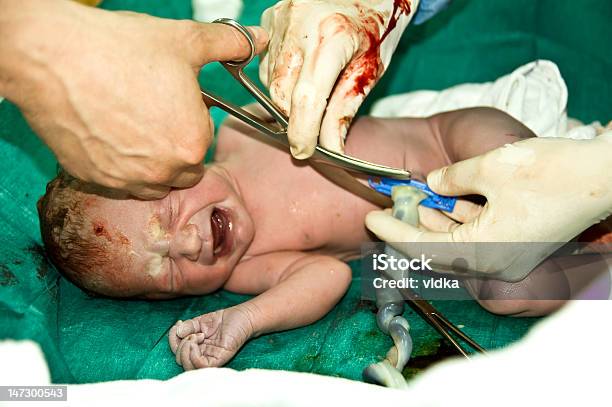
[2,299,610,406]
[371,59,600,140]
[192,0,243,22]
[0,341,50,386]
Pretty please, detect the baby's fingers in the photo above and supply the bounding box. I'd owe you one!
[191,342,222,369]
[190,343,210,369]
[168,321,181,353]
[179,338,196,371]
[176,334,205,371]
[175,335,187,366]
[175,318,200,339]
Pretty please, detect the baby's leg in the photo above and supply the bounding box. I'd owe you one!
[465,253,610,317]
[429,107,535,163]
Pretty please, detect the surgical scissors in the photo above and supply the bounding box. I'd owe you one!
[200,18,411,180]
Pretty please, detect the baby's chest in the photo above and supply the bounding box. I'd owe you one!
[249,184,372,256]
[233,139,375,255]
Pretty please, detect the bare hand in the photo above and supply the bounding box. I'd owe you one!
[1,0,267,198]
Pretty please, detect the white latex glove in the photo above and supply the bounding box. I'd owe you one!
[259,0,419,158]
[366,133,612,281]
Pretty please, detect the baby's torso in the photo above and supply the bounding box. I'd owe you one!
[219,130,376,261]
[214,116,434,266]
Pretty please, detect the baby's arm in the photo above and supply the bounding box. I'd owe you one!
[169,252,351,370]
[225,253,352,334]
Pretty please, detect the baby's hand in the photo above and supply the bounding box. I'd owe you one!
[168,306,254,370]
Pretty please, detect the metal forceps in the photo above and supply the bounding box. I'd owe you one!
[390,280,488,358]
[200,18,411,180]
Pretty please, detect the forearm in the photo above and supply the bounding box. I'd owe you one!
[239,257,351,337]
[0,0,43,100]
[0,0,84,104]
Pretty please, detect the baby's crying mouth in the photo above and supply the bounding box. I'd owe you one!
[211,208,230,256]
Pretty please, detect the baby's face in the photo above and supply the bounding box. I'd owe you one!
[84,165,254,298]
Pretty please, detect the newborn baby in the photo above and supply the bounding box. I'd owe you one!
[38,107,536,370]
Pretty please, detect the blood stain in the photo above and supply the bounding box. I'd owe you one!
[92,221,113,242]
[352,0,412,95]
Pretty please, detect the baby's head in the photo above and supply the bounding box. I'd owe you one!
[37,166,255,299]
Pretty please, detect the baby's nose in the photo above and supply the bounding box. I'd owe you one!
[169,224,202,261]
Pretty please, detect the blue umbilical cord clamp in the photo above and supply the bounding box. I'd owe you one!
[368,177,457,212]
